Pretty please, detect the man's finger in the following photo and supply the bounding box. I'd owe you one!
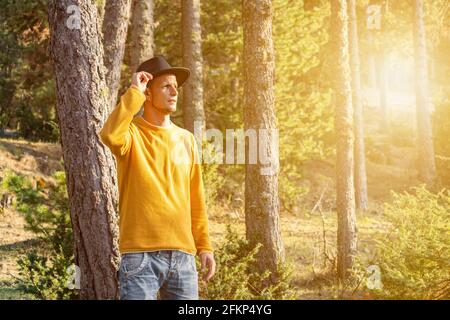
[205,268,214,282]
[200,255,207,273]
[139,71,152,82]
[140,73,149,82]
[203,258,215,282]
[142,71,153,80]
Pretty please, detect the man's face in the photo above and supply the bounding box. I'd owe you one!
[145,74,178,114]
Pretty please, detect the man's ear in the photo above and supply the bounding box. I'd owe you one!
[144,87,152,101]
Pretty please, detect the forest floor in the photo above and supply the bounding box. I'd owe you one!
[0,123,423,299]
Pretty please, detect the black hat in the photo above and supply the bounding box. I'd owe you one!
[136,56,190,87]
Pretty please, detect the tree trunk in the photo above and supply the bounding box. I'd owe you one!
[48,0,120,299]
[348,0,368,211]
[102,0,133,110]
[129,0,154,73]
[242,0,285,282]
[367,53,377,88]
[331,0,357,281]
[376,49,389,129]
[181,0,206,134]
[128,0,154,117]
[97,0,106,27]
[413,0,437,184]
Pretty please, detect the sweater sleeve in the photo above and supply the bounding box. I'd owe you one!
[99,87,146,157]
[189,135,214,255]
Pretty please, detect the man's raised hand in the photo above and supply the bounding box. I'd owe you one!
[131,71,153,93]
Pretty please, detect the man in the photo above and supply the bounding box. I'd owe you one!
[100,56,215,300]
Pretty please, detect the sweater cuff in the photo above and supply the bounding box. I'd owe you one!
[197,249,214,256]
[128,86,146,99]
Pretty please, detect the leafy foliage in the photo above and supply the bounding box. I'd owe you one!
[0,0,57,141]
[199,223,297,300]
[2,169,76,300]
[369,187,450,299]
[434,92,450,187]
[273,0,334,211]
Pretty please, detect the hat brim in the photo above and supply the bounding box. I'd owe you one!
[148,67,190,88]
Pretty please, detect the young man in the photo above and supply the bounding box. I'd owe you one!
[100,56,215,300]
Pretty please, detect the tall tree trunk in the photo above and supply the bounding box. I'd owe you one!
[128,0,154,116]
[367,53,377,88]
[243,0,285,283]
[48,0,120,299]
[181,0,205,134]
[413,0,436,184]
[97,0,106,27]
[348,0,368,211]
[102,0,133,110]
[367,31,377,88]
[129,0,154,73]
[377,48,389,129]
[331,0,357,281]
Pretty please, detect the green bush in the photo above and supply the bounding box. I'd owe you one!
[433,91,450,187]
[369,187,450,299]
[199,223,297,300]
[2,169,76,299]
[17,248,76,300]
[201,141,225,207]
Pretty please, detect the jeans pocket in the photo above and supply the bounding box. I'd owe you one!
[122,252,148,277]
[190,255,198,273]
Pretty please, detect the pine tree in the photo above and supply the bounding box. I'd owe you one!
[331,0,357,280]
[413,0,436,184]
[181,0,206,134]
[102,0,133,110]
[48,0,121,299]
[349,0,369,211]
[243,0,285,282]
[129,0,155,73]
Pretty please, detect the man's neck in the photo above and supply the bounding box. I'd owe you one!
[142,104,172,127]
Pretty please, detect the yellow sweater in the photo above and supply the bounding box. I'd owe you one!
[99,87,213,256]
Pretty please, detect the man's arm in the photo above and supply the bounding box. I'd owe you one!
[189,135,214,254]
[189,135,216,281]
[99,72,151,156]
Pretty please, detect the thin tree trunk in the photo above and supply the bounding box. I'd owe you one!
[377,49,389,129]
[413,0,436,184]
[97,0,106,27]
[348,0,368,211]
[48,0,120,299]
[129,0,154,73]
[367,32,377,88]
[367,53,377,88]
[102,0,133,110]
[331,0,357,281]
[243,0,285,283]
[181,0,205,134]
[128,0,154,117]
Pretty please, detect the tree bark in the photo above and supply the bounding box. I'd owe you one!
[181,0,206,134]
[413,0,437,184]
[48,0,120,299]
[348,0,368,211]
[331,0,357,281]
[129,0,154,73]
[376,49,389,129]
[102,0,133,110]
[243,0,285,283]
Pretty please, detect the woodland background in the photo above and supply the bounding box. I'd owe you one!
[0,0,449,300]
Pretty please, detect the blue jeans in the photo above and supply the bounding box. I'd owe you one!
[118,250,199,300]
